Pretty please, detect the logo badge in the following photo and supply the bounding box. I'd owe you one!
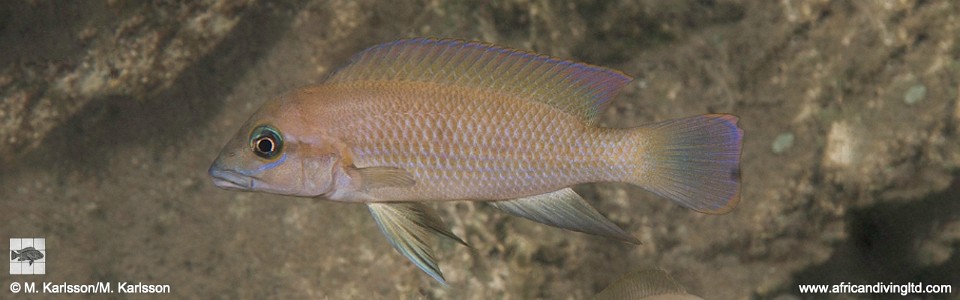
[10,238,45,275]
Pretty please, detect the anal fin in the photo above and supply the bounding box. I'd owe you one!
[489,188,639,244]
[367,202,468,285]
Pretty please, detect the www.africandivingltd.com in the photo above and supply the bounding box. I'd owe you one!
[799,281,952,296]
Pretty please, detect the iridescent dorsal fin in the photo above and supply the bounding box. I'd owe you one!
[326,38,633,123]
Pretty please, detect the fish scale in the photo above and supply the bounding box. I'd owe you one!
[322,82,622,200]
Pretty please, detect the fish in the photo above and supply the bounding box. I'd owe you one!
[209,38,743,285]
[11,247,44,265]
[593,269,704,300]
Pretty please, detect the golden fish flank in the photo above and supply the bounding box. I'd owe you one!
[209,38,744,285]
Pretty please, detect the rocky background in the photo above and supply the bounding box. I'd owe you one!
[1,0,958,299]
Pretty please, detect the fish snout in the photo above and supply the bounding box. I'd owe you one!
[208,161,253,190]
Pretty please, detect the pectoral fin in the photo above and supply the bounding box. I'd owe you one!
[489,188,639,244]
[367,202,467,285]
[350,166,416,190]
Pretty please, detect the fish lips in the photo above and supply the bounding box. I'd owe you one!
[208,165,253,191]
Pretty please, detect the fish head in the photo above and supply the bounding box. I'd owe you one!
[209,92,341,197]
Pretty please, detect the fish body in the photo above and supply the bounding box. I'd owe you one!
[11,247,43,265]
[271,81,641,202]
[209,38,743,284]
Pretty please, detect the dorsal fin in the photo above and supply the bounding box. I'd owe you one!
[594,269,701,300]
[326,38,633,123]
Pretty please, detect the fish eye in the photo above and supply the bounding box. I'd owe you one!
[249,125,283,159]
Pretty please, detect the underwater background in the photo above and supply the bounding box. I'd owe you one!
[1,1,958,299]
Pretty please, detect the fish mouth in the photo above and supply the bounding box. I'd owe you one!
[208,165,253,191]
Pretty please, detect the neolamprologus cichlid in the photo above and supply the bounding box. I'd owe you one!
[209,38,744,285]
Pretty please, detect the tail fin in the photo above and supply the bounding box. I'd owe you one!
[630,114,743,214]
[11,250,18,260]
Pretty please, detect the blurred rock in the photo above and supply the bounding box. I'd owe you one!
[0,0,255,163]
[903,84,926,105]
[772,132,795,154]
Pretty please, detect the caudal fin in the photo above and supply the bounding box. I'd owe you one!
[630,114,743,214]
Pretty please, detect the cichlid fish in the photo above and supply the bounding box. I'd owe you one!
[209,38,743,285]
[11,247,44,265]
[594,269,704,300]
